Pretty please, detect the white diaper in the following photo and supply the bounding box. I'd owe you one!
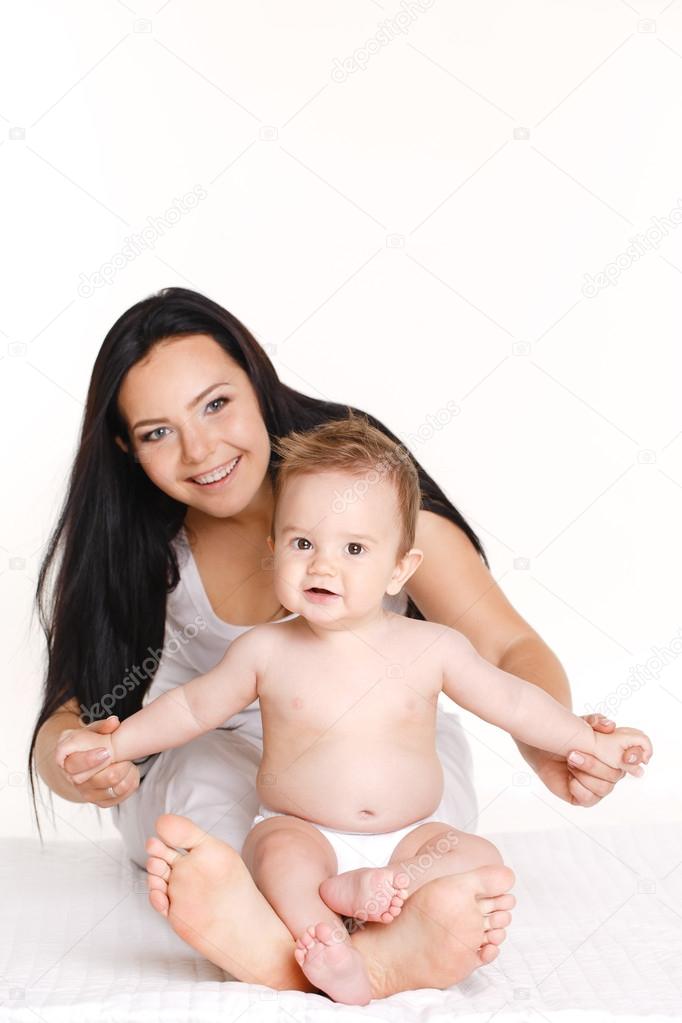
[251,801,449,875]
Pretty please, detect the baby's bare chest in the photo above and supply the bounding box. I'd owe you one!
[259,641,441,731]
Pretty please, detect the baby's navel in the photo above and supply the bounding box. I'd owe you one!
[291,697,303,710]
[358,809,375,818]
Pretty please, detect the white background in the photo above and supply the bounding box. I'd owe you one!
[1,0,680,845]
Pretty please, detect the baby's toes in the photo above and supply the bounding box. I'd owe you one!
[380,903,403,923]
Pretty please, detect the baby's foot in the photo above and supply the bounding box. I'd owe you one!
[319,867,409,923]
[294,922,372,1005]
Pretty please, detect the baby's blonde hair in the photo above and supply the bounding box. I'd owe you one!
[271,411,421,555]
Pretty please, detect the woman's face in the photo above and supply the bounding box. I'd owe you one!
[116,334,272,518]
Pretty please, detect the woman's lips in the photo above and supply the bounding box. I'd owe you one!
[189,456,241,489]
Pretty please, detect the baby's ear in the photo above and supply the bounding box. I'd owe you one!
[387,547,423,594]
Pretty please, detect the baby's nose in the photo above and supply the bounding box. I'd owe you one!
[310,552,335,574]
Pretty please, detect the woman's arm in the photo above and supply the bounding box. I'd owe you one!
[406,510,645,802]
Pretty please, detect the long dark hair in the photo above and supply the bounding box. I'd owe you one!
[28,286,487,838]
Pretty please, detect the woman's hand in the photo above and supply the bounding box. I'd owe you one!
[60,715,140,808]
[518,714,648,807]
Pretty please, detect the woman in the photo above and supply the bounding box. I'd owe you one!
[30,287,643,998]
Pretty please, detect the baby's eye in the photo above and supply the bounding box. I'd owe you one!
[142,426,171,443]
[345,542,364,556]
[293,537,312,551]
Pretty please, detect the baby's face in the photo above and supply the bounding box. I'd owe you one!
[271,469,415,628]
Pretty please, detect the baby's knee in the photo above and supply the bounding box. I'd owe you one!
[246,824,308,872]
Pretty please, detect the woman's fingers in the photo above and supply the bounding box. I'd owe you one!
[567,750,625,784]
[73,758,127,790]
[85,715,119,732]
[567,773,602,807]
[83,762,139,807]
[583,714,615,732]
[71,765,103,785]
[64,748,111,778]
[567,766,616,800]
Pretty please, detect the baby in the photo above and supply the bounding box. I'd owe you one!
[56,414,653,1005]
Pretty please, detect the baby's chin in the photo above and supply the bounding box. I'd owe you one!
[299,597,389,627]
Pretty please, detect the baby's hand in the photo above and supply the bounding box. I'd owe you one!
[593,726,653,777]
[55,728,115,784]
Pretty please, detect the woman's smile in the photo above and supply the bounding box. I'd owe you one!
[189,455,241,488]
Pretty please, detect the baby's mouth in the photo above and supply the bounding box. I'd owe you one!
[305,587,339,596]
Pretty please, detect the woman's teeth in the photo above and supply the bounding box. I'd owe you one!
[193,456,240,485]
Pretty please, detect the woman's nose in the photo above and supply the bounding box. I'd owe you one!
[180,425,214,465]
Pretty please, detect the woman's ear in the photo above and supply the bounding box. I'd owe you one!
[114,435,129,454]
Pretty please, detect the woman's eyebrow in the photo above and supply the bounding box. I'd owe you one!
[132,381,231,430]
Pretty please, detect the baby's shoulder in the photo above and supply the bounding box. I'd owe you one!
[245,618,300,655]
[392,615,463,660]
[393,614,448,638]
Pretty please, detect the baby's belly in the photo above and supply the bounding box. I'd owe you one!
[258,741,444,833]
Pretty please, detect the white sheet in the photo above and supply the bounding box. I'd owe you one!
[2,820,681,1021]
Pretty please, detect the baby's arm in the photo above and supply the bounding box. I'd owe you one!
[55,627,265,777]
[441,630,652,774]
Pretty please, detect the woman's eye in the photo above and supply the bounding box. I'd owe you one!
[206,397,228,414]
[293,537,312,550]
[142,426,171,443]
[346,543,364,556]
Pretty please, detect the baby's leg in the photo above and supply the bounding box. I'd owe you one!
[242,816,371,1005]
[320,823,502,922]
[390,823,503,894]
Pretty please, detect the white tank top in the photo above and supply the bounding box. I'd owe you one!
[143,530,409,733]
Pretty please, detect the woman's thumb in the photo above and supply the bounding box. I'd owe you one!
[89,714,119,731]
